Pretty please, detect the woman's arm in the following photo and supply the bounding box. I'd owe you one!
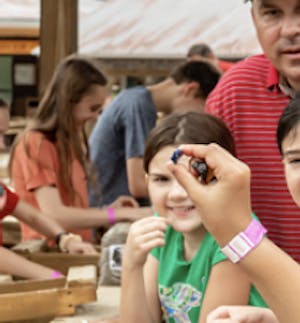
[168,143,300,323]
[0,246,58,279]
[120,216,166,323]
[199,260,250,323]
[14,200,97,254]
[34,186,152,230]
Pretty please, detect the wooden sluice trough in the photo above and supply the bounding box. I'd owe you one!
[0,265,98,322]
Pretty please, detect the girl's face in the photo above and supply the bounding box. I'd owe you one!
[147,145,203,233]
[281,123,300,207]
[73,84,107,128]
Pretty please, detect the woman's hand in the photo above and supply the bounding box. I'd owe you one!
[168,143,252,245]
[207,306,278,323]
[123,216,167,270]
[66,239,98,254]
[109,196,139,208]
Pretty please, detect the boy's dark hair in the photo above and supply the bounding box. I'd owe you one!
[187,43,214,59]
[277,93,300,155]
[144,111,235,173]
[169,60,221,99]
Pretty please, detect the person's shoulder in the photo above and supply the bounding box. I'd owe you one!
[102,86,149,114]
[114,86,147,99]
[223,54,271,77]
[121,86,150,102]
[210,54,271,94]
[23,131,53,147]
[20,130,56,156]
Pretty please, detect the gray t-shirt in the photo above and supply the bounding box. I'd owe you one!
[89,86,156,207]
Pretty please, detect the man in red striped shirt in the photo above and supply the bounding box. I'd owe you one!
[206,0,300,262]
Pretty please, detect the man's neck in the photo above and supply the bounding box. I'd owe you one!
[147,78,175,114]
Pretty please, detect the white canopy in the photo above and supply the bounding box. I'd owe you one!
[0,0,262,59]
[79,0,262,59]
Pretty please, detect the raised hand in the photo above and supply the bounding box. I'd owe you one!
[168,143,252,245]
[123,216,168,269]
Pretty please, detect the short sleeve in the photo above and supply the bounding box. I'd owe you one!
[13,132,59,192]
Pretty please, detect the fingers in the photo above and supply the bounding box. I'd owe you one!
[129,216,167,236]
[68,242,99,255]
[178,143,242,178]
[124,217,168,267]
[207,320,240,323]
[207,306,231,321]
[127,207,156,221]
[207,306,262,323]
[138,207,154,217]
[167,161,205,203]
[168,143,251,204]
[109,196,139,208]
[117,196,139,208]
[82,245,99,255]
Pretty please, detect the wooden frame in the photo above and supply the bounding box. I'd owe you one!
[12,239,100,275]
[0,265,97,322]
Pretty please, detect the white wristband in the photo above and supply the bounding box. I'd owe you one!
[221,219,267,263]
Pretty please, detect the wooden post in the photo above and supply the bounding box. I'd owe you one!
[39,0,78,96]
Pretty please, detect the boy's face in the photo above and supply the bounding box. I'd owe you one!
[252,0,300,89]
[282,123,300,207]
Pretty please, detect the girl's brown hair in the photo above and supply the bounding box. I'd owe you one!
[10,55,107,204]
[144,111,235,173]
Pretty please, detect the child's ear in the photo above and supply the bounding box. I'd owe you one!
[183,82,200,97]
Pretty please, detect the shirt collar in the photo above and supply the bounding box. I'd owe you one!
[266,61,295,98]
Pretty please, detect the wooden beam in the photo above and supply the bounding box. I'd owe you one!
[0,285,96,321]
[67,265,97,287]
[0,265,97,321]
[39,0,78,96]
[0,39,39,55]
[12,239,47,253]
[0,27,39,38]
[15,251,100,276]
[0,277,66,294]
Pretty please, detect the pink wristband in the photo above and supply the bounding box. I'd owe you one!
[107,207,116,225]
[51,270,63,279]
[221,219,267,263]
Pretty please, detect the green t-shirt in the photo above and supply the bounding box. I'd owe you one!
[151,215,267,323]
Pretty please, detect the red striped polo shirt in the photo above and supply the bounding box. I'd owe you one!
[206,54,300,263]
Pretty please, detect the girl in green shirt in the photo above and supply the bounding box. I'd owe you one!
[120,112,267,323]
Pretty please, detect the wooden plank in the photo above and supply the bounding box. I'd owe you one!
[12,239,47,253]
[0,264,97,322]
[0,284,96,321]
[0,277,66,294]
[51,286,121,322]
[0,288,74,321]
[16,251,100,275]
[67,265,97,287]
[0,274,13,284]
